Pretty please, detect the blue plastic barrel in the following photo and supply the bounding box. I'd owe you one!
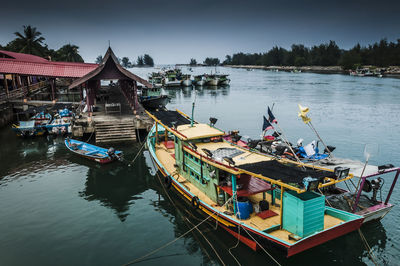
[236,199,253,220]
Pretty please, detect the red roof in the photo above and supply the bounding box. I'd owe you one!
[0,50,98,78]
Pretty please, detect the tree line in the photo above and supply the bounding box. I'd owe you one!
[220,39,400,69]
[0,25,84,62]
[1,25,155,67]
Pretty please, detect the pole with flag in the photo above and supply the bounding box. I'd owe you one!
[298,104,333,157]
[265,106,305,168]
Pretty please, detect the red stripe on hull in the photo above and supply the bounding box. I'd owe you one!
[287,218,363,257]
[220,224,259,251]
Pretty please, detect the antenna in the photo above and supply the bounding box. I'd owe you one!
[108,40,111,47]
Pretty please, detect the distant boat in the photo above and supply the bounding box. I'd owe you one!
[205,74,219,86]
[140,87,170,109]
[163,70,182,87]
[217,74,230,85]
[65,138,122,164]
[148,73,163,88]
[181,74,193,86]
[194,75,206,86]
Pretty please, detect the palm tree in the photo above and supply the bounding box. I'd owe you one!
[13,25,46,56]
[95,55,103,64]
[55,44,84,62]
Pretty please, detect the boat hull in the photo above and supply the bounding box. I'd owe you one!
[65,139,122,164]
[146,126,364,257]
[181,79,193,86]
[140,95,170,109]
[206,79,219,86]
[218,79,230,85]
[195,80,206,86]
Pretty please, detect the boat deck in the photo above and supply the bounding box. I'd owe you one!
[155,141,344,244]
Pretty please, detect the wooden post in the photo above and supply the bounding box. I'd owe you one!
[11,75,16,90]
[50,78,55,100]
[3,76,8,96]
[232,174,237,215]
[280,186,284,228]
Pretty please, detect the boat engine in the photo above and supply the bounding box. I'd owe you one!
[107,147,116,159]
[371,177,383,203]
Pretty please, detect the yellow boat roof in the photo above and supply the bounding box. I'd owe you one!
[177,123,224,140]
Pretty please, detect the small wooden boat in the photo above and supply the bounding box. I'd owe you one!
[194,75,206,86]
[146,109,364,257]
[65,138,122,163]
[205,74,219,86]
[217,74,230,85]
[181,74,193,86]
[140,87,170,109]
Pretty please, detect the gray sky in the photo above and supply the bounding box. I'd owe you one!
[1,0,399,64]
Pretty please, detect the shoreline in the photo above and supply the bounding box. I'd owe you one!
[226,65,400,78]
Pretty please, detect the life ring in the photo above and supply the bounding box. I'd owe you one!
[164,175,172,188]
[191,196,200,209]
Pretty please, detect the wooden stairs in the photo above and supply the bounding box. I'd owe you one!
[95,119,136,143]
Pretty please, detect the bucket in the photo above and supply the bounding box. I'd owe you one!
[236,198,253,220]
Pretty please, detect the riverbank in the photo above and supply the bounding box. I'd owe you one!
[227,65,400,78]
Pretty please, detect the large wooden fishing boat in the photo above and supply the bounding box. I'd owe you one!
[146,110,364,257]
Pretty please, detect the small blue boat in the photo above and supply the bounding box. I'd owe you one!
[65,138,123,164]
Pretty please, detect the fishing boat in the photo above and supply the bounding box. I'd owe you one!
[146,109,364,257]
[217,74,230,85]
[163,70,182,87]
[140,87,170,109]
[12,120,46,137]
[193,75,206,86]
[148,73,164,88]
[31,111,52,126]
[205,74,219,86]
[181,74,193,86]
[65,138,122,163]
[224,105,399,224]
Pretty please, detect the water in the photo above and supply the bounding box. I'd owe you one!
[1,67,399,265]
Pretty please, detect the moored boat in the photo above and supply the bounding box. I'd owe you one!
[12,120,46,137]
[65,138,123,163]
[217,74,230,85]
[181,74,193,86]
[205,74,219,86]
[139,87,171,109]
[146,109,364,257]
[194,75,206,86]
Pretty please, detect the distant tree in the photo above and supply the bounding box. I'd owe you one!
[95,55,103,64]
[189,58,197,65]
[223,55,232,65]
[54,44,84,62]
[143,54,154,66]
[137,56,144,66]
[8,25,46,56]
[121,57,131,68]
[203,57,220,66]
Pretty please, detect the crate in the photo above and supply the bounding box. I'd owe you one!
[282,190,325,238]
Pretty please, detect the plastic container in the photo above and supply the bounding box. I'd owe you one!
[236,198,253,220]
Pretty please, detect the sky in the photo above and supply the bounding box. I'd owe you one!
[1,0,399,64]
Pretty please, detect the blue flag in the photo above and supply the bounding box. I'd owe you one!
[263,116,273,132]
[268,106,277,123]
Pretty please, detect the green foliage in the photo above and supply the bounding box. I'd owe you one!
[203,57,220,66]
[137,56,144,66]
[143,54,154,66]
[222,39,400,68]
[189,58,197,65]
[95,55,103,64]
[53,44,84,62]
[2,25,85,63]
[7,25,46,56]
[121,57,131,68]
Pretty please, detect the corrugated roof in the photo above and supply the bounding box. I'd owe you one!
[0,50,98,78]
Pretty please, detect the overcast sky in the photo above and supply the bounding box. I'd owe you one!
[1,0,399,64]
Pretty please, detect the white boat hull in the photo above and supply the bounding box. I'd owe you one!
[357,203,394,223]
[195,80,206,86]
[164,81,181,87]
[207,79,219,86]
[182,79,192,86]
[218,79,230,85]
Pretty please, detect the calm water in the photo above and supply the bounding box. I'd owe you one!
[0,67,399,265]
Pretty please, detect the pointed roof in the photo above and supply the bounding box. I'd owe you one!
[69,47,152,89]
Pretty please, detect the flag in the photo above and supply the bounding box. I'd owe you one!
[263,116,274,131]
[298,104,311,124]
[268,106,277,123]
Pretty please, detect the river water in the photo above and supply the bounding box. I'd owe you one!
[0,67,399,265]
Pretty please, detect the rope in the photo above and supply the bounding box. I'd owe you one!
[128,142,146,167]
[128,151,231,265]
[228,222,242,266]
[358,229,379,266]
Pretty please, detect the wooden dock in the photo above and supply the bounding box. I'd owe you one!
[94,115,137,143]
